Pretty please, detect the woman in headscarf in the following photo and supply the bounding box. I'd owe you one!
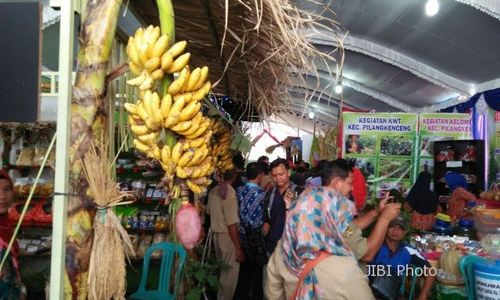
[444,172,476,221]
[0,170,25,300]
[405,171,441,230]
[264,163,374,300]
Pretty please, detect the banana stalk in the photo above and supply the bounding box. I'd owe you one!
[66,0,122,298]
[157,0,178,157]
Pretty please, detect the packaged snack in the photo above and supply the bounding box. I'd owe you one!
[150,232,166,259]
[136,234,153,258]
[14,177,34,197]
[33,145,48,166]
[16,147,35,166]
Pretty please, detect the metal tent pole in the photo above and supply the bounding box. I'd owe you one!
[49,0,74,298]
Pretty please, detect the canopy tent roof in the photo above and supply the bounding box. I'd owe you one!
[45,0,500,130]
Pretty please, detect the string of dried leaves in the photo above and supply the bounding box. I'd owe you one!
[82,139,135,300]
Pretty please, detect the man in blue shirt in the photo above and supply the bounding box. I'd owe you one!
[262,158,297,254]
[234,162,266,300]
[368,217,436,300]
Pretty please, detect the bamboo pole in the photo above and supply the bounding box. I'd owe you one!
[49,0,74,298]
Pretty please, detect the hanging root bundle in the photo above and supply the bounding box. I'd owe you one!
[317,126,338,160]
[82,139,134,300]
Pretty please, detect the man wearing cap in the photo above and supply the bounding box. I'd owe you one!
[207,169,245,300]
[368,217,436,300]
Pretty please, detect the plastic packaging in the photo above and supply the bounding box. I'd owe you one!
[16,147,34,166]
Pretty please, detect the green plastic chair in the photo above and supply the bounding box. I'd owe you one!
[400,264,418,300]
[459,255,487,300]
[129,242,187,300]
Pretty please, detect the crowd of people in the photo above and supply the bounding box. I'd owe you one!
[206,155,439,300]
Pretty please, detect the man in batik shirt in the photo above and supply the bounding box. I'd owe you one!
[234,162,266,300]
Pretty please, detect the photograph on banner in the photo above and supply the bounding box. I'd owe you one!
[343,112,418,203]
[417,113,472,185]
[374,180,412,199]
[353,157,376,180]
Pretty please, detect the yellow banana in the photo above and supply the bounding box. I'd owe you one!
[142,90,154,119]
[182,142,191,151]
[171,142,184,163]
[133,139,150,153]
[177,122,199,136]
[169,96,186,117]
[137,132,158,144]
[188,136,205,148]
[133,28,144,44]
[161,52,173,71]
[191,81,211,102]
[160,94,172,119]
[161,145,171,164]
[130,125,149,135]
[192,112,203,124]
[139,75,154,90]
[126,38,141,67]
[193,66,209,90]
[151,34,169,58]
[178,101,200,122]
[136,102,149,121]
[164,112,180,128]
[166,52,191,73]
[167,41,187,58]
[151,92,163,124]
[128,115,141,126]
[144,57,160,73]
[190,167,203,178]
[138,43,149,66]
[144,117,160,131]
[171,121,192,133]
[128,61,142,75]
[186,122,208,139]
[151,145,161,160]
[186,67,201,92]
[174,92,193,103]
[186,179,204,194]
[168,67,190,95]
[126,73,145,86]
[203,130,213,144]
[124,103,138,115]
[151,69,164,80]
[178,150,194,167]
[188,146,208,167]
[176,167,192,179]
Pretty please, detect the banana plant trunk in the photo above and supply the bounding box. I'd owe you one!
[65,0,121,298]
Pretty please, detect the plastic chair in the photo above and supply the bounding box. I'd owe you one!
[459,255,487,300]
[129,242,187,300]
[400,264,418,300]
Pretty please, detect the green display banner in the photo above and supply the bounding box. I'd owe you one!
[343,112,418,204]
[491,110,500,184]
[417,113,472,182]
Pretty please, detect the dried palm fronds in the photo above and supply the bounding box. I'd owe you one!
[82,139,135,300]
[170,0,344,121]
[216,0,344,119]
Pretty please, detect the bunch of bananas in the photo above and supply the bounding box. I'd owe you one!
[210,119,234,173]
[126,25,190,90]
[125,26,217,196]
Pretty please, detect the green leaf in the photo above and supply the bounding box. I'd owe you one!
[207,275,219,288]
[194,269,207,282]
[186,288,202,300]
